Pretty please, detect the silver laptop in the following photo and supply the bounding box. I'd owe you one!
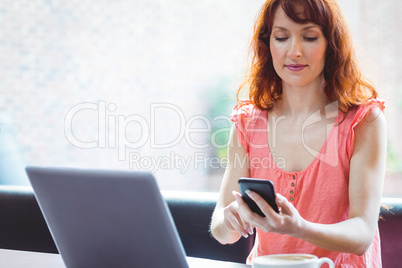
[25,166,189,268]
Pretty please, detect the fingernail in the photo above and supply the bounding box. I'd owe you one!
[242,231,248,238]
[232,191,240,200]
[245,190,253,197]
[247,226,254,235]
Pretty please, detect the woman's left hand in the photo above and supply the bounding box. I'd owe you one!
[233,191,306,237]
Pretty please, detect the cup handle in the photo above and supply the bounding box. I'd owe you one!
[317,257,334,268]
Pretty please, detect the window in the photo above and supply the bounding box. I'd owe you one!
[0,0,400,197]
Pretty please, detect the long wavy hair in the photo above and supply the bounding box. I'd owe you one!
[238,0,377,112]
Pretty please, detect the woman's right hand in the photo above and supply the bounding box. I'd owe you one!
[210,125,251,244]
[223,198,254,238]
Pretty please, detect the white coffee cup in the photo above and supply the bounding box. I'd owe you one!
[252,254,334,268]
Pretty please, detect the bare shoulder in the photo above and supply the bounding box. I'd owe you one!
[350,106,387,173]
[364,106,386,125]
[228,125,247,155]
[354,106,386,142]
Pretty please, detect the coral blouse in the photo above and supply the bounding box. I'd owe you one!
[230,99,385,268]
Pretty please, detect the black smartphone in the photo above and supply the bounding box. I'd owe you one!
[238,178,279,216]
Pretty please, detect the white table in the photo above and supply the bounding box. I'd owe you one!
[0,249,251,268]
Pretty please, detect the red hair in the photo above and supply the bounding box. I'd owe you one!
[238,0,377,112]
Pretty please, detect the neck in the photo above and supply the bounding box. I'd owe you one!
[278,77,329,120]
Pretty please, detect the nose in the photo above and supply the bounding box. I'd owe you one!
[287,38,302,59]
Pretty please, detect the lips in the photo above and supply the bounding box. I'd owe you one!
[285,64,307,71]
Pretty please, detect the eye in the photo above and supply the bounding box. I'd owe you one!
[274,37,288,42]
[303,37,318,42]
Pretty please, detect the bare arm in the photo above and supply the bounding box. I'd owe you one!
[301,107,387,255]
[234,108,386,255]
[210,126,251,244]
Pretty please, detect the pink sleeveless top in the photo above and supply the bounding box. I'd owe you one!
[230,99,385,267]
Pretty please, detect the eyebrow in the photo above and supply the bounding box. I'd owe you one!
[272,25,318,31]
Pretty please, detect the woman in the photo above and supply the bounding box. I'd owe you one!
[209,0,386,267]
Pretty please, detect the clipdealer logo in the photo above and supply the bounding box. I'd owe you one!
[64,101,231,162]
[301,101,339,167]
[64,100,339,171]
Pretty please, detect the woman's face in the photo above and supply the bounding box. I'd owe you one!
[270,6,327,89]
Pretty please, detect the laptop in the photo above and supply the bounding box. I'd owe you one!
[25,166,189,268]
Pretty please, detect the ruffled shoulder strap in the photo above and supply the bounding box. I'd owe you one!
[230,100,260,153]
[347,98,385,158]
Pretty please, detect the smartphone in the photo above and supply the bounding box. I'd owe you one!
[238,178,279,216]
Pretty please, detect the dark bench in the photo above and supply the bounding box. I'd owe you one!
[0,186,400,267]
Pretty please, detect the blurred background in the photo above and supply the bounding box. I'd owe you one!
[0,0,401,196]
